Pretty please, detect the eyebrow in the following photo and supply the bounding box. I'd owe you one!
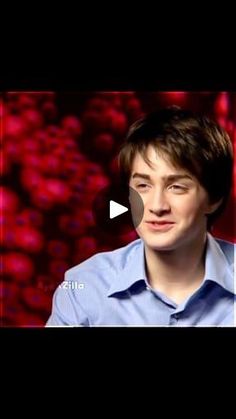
[131,173,194,182]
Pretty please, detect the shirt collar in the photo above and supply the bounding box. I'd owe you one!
[107,234,235,297]
[107,240,147,296]
[204,233,235,295]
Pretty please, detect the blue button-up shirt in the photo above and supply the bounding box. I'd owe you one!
[46,234,235,326]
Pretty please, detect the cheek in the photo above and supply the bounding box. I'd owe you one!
[172,195,208,219]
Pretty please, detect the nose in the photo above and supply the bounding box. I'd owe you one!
[148,188,171,216]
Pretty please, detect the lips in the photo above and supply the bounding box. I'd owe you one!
[145,220,175,231]
[146,221,175,225]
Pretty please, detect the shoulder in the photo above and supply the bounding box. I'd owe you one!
[213,236,235,266]
[65,238,142,282]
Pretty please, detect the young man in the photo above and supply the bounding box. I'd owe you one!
[46,107,235,326]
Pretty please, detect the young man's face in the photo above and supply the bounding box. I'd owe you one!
[129,145,215,252]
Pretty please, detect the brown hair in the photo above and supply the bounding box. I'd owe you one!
[118,106,233,228]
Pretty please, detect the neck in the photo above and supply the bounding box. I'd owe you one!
[145,233,207,303]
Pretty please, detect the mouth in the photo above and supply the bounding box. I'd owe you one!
[145,221,175,231]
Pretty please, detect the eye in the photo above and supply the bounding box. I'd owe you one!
[136,183,149,190]
[170,184,182,189]
[168,184,187,192]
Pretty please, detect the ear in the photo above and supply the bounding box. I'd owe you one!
[205,197,224,215]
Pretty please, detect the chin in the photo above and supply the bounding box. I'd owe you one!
[137,230,179,251]
[144,238,179,252]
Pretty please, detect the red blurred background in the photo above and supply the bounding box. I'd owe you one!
[1,91,235,326]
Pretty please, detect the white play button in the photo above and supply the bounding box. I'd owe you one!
[109,200,128,219]
[92,184,144,235]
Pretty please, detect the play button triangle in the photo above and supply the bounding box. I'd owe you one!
[109,200,128,219]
